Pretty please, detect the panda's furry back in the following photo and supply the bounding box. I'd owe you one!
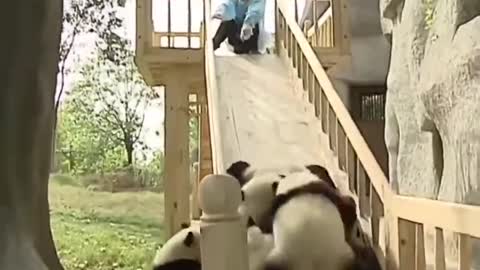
[271,194,353,269]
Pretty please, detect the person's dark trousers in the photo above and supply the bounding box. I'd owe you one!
[212,20,260,54]
[213,19,242,50]
[233,23,260,54]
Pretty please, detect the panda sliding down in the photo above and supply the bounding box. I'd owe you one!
[265,171,382,270]
[227,160,381,270]
[152,160,381,270]
[226,160,336,189]
[264,171,353,270]
[226,160,337,233]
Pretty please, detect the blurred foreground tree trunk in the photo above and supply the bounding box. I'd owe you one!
[0,1,64,270]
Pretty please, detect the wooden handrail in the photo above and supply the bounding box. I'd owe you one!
[393,195,480,239]
[203,0,225,174]
[278,0,480,233]
[277,0,391,202]
[276,1,480,269]
[306,5,332,38]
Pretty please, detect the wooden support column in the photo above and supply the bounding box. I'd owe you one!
[164,78,191,238]
[332,0,350,54]
[190,87,213,220]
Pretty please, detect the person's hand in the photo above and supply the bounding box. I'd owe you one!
[212,5,225,20]
[240,23,253,41]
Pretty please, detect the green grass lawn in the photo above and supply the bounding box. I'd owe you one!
[49,176,166,270]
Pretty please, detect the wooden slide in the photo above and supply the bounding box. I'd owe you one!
[210,52,356,201]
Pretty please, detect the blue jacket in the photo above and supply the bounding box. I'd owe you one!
[215,0,266,26]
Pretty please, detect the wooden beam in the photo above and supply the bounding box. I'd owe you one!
[333,0,351,54]
[148,63,204,86]
[145,48,203,64]
[134,55,155,86]
[164,77,191,237]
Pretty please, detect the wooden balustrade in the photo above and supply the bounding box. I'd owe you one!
[305,4,334,48]
[275,1,480,270]
[135,0,204,85]
[395,217,479,270]
[137,0,203,50]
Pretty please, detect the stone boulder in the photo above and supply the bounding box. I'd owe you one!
[381,0,480,267]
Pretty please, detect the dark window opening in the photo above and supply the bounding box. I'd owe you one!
[360,93,386,121]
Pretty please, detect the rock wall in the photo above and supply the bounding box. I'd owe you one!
[381,0,480,266]
[0,1,64,270]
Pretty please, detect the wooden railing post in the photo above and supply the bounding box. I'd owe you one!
[146,0,153,47]
[199,174,248,270]
[190,162,201,219]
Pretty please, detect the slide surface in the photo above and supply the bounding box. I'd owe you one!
[210,53,369,227]
[214,54,328,173]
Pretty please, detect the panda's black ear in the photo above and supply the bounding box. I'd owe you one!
[226,160,251,187]
[306,164,336,189]
[181,222,190,229]
[247,216,256,227]
[184,231,195,247]
[272,182,279,193]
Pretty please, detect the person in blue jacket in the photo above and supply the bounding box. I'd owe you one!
[212,0,266,54]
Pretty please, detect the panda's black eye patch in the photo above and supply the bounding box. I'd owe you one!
[279,174,286,179]
[184,231,195,247]
[356,228,361,238]
[241,190,245,201]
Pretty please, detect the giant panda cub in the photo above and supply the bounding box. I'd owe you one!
[265,171,353,270]
[238,171,285,232]
[226,160,305,187]
[152,224,201,270]
[226,160,336,188]
[226,160,336,233]
[151,219,275,270]
[265,171,382,270]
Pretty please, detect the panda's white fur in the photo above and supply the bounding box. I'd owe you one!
[239,165,327,232]
[226,160,308,187]
[265,171,354,270]
[239,171,284,230]
[152,226,201,270]
[247,222,274,270]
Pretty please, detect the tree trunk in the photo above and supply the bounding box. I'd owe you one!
[50,125,58,172]
[51,30,76,173]
[126,144,134,165]
[0,1,64,270]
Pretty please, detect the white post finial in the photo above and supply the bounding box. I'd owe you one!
[199,174,249,270]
